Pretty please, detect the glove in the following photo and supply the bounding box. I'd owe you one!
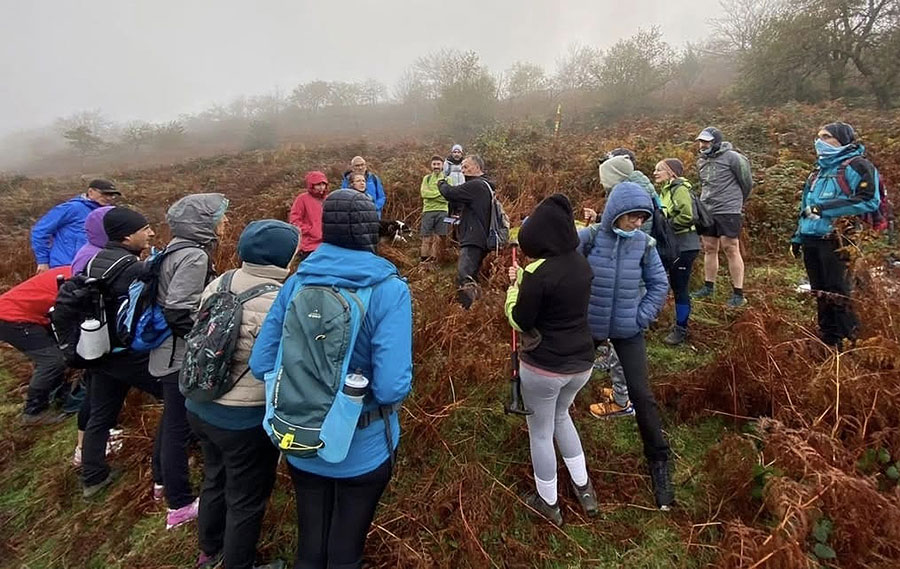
[790,242,802,259]
[801,205,822,220]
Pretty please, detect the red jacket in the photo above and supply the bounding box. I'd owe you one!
[0,267,71,326]
[290,172,330,253]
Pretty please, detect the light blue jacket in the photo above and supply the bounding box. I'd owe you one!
[793,144,881,240]
[30,195,101,267]
[578,182,669,340]
[249,242,413,478]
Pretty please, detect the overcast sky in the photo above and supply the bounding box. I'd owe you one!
[0,1,723,136]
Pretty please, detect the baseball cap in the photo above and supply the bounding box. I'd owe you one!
[696,128,717,142]
[88,179,121,195]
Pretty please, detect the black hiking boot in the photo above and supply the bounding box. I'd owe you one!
[570,478,599,517]
[649,460,674,511]
[523,492,563,527]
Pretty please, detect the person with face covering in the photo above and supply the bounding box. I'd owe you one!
[290,171,329,261]
[791,122,882,347]
[578,182,674,510]
[149,193,229,530]
[504,194,597,526]
[250,189,412,569]
[692,127,753,307]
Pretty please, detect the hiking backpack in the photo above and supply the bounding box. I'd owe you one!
[649,196,681,269]
[50,254,137,368]
[807,156,894,231]
[116,242,206,352]
[483,180,511,251]
[179,270,281,402]
[267,283,375,459]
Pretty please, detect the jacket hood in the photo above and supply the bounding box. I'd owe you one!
[321,189,379,252]
[599,182,653,233]
[519,194,579,258]
[84,206,114,247]
[626,170,656,195]
[166,193,229,243]
[709,141,734,157]
[599,155,634,190]
[296,242,398,288]
[817,142,865,169]
[306,171,328,190]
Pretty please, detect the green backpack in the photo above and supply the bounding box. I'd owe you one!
[268,284,374,458]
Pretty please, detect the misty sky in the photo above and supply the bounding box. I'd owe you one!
[0,1,724,136]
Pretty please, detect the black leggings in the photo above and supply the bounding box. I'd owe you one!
[288,459,393,569]
[802,237,858,345]
[669,250,698,305]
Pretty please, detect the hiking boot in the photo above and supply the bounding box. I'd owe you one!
[726,294,747,308]
[166,497,199,530]
[153,483,165,502]
[597,386,615,402]
[570,478,599,517]
[83,468,122,499]
[523,492,563,527]
[664,325,688,346]
[21,409,68,426]
[196,551,223,569]
[691,284,714,299]
[649,460,674,511]
[589,401,635,419]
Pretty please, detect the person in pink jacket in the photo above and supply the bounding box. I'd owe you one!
[289,171,329,261]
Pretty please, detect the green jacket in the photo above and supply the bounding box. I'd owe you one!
[658,178,695,234]
[421,172,449,213]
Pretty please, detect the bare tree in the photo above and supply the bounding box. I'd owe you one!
[709,0,784,54]
[553,44,602,91]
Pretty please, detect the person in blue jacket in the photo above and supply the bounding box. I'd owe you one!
[341,155,386,217]
[791,122,881,347]
[577,181,674,510]
[30,179,121,273]
[250,189,412,569]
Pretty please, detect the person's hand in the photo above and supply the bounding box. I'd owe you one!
[790,242,802,259]
[36,263,49,274]
[508,264,519,285]
[583,207,597,223]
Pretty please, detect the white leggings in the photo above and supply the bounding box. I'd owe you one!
[519,363,592,482]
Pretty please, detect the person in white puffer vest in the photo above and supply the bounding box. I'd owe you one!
[186,219,299,569]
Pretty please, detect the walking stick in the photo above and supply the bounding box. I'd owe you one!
[505,245,532,416]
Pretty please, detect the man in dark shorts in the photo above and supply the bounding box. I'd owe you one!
[692,127,753,307]
[419,155,449,263]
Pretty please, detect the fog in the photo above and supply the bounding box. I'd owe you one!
[0,0,723,137]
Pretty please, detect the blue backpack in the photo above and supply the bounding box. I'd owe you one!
[116,242,206,352]
[266,283,376,462]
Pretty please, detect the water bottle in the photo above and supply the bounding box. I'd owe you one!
[317,370,369,463]
[76,318,111,360]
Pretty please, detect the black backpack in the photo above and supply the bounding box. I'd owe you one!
[179,270,280,402]
[649,197,680,269]
[50,255,137,368]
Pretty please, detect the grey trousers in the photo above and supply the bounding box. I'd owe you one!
[519,363,592,482]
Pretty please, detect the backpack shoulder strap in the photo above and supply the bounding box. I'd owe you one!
[218,269,237,293]
[99,254,138,281]
[235,282,281,304]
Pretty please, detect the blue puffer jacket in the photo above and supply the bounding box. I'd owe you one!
[341,171,386,216]
[249,242,413,478]
[578,182,669,340]
[793,143,881,240]
[30,195,101,267]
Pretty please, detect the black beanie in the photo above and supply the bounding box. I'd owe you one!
[238,220,299,268]
[321,189,379,252]
[823,122,856,146]
[103,207,148,242]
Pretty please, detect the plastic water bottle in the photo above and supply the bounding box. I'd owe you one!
[343,370,369,403]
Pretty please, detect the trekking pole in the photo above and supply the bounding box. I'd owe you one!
[504,244,532,416]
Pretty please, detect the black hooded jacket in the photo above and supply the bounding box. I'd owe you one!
[508,194,594,374]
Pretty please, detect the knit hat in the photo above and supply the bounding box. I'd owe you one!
[658,159,684,178]
[103,207,148,242]
[451,144,463,153]
[822,122,856,146]
[599,155,634,190]
[607,147,637,165]
[322,189,379,252]
[238,220,300,268]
